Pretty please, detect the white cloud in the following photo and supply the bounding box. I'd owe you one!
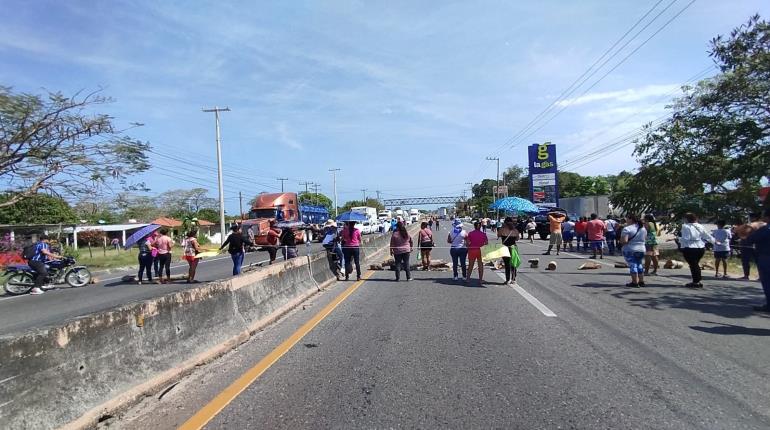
[275,122,302,150]
[555,84,681,107]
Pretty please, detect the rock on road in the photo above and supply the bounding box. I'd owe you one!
[115,226,770,429]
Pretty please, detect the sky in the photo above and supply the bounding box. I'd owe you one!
[1,0,768,213]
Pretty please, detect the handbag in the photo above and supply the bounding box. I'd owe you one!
[420,230,434,248]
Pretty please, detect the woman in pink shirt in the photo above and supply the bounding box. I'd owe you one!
[389,220,413,281]
[341,221,362,281]
[466,220,489,284]
[418,221,434,270]
[153,228,174,284]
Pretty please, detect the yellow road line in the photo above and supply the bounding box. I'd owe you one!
[179,271,374,430]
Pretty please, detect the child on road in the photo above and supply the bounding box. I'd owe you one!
[712,220,732,278]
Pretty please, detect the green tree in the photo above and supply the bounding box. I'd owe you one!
[0,87,150,208]
[196,208,219,223]
[340,198,384,213]
[613,15,770,218]
[0,193,77,224]
[298,192,333,212]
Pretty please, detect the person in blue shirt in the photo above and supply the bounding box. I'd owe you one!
[28,234,61,295]
[745,208,770,313]
[391,218,398,232]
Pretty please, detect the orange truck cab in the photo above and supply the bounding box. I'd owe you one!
[241,192,305,246]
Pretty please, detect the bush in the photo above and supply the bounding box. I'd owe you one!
[197,234,211,245]
[62,245,80,259]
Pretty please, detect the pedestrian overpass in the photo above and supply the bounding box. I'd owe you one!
[382,196,464,208]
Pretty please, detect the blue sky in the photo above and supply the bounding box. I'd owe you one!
[2,0,767,213]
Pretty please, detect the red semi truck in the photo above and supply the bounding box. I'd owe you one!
[240,192,306,246]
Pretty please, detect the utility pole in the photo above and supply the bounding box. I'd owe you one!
[202,106,230,241]
[329,168,340,217]
[299,181,310,196]
[277,177,289,192]
[239,191,244,220]
[465,182,474,216]
[486,156,500,219]
[311,183,320,205]
[376,190,381,203]
[361,189,367,204]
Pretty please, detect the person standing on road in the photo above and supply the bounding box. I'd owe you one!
[562,217,575,253]
[418,221,434,270]
[526,218,537,244]
[620,214,647,288]
[744,208,770,313]
[182,230,201,283]
[586,214,606,259]
[27,235,61,295]
[220,225,254,276]
[574,217,588,252]
[435,218,440,231]
[497,217,521,284]
[428,218,434,231]
[734,213,765,280]
[604,216,618,255]
[712,220,732,278]
[322,220,344,280]
[643,214,661,276]
[137,234,154,285]
[447,219,468,281]
[390,218,398,232]
[266,220,281,265]
[466,221,489,285]
[150,231,161,278]
[390,220,413,281]
[341,221,362,281]
[542,212,565,255]
[280,227,298,260]
[154,228,174,284]
[679,212,716,288]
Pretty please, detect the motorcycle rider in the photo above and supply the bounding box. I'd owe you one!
[28,234,61,295]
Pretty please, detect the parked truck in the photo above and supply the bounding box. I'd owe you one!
[378,210,392,221]
[240,192,324,245]
[351,206,378,222]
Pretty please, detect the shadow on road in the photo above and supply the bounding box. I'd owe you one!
[690,320,770,336]
[572,281,768,320]
[429,278,488,288]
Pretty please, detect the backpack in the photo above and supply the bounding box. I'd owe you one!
[22,243,38,261]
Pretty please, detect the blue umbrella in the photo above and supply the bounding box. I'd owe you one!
[489,197,539,214]
[335,211,367,222]
[123,224,161,249]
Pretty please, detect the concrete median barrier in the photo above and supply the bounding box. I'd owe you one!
[0,229,399,429]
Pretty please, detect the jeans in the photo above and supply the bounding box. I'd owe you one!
[231,251,245,275]
[342,247,361,278]
[28,260,48,288]
[282,246,298,260]
[138,253,153,282]
[450,248,468,278]
[741,241,755,277]
[681,247,706,283]
[757,254,770,306]
[606,231,617,254]
[394,252,411,280]
[157,253,172,278]
[153,256,160,277]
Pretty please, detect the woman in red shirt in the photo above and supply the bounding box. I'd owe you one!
[574,217,588,252]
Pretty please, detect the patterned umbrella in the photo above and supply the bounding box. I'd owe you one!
[489,197,539,214]
[123,224,161,249]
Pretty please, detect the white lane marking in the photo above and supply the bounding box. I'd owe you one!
[492,270,557,317]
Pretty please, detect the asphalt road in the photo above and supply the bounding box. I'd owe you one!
[0,242,329,336]
[115,226,770,429]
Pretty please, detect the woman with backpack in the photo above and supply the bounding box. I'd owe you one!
[390,220,413,281]
[497,217,521,285]
[182,230,201,283]
[418,221,434,270]
[620,214,648,288]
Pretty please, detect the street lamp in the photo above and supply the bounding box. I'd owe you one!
[329,168,340,217]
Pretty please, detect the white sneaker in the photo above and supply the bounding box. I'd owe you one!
[30,288,45,295]
[453,276,459,281]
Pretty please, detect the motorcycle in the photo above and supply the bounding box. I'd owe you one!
[3,257,92,295]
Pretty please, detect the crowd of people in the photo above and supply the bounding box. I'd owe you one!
[18,207,770,314]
